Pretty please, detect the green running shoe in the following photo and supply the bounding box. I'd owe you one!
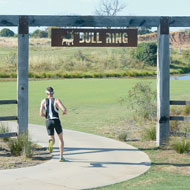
[48,139,53,153]
[59,157,66,162]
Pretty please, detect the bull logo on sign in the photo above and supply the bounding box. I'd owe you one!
[62,31,74,46]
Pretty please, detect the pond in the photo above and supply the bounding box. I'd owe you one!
[170,74,190,80]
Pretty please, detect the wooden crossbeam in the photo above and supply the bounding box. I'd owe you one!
[0,132,17,138]
[1,15,190,27]
[170,100,190,105]
[0,100,17,105]
[0,116,17,121]
[170,116,190,121]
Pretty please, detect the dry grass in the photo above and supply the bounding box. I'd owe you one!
[0,37,51,48]
[99,120,141,140]
[0,37,17,48]
[129,140,190,175]
[0,139,51,170]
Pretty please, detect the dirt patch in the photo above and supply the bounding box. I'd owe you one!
[0,139,51,170]
[139,31,190,49]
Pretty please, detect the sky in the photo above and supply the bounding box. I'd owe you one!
[0,0,190,32]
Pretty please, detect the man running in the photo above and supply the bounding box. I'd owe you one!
[40,87,67,161]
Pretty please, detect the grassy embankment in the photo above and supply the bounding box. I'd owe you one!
[0,79,190,190]
[1,37,190,79]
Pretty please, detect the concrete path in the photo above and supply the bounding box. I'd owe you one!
[0,122,151,190]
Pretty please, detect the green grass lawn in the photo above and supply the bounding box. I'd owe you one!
[0,78,190,190]
[0,78,148,133]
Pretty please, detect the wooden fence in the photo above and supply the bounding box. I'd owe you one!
[0,100,18,138]
[170,100,190,137]
[170,100,190,121]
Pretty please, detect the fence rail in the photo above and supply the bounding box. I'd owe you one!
[170,100,190,105]
[0,100,18,121]
[170,116,190,121]
[1,15,190,27]
[170,131,190,137]
[0,100,17,105]
[170,100,190,121]
[0,132,17,138]
[0,116,18,121]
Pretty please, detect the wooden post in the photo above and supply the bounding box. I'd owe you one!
[17,16,29,135]
[157,17,170,146]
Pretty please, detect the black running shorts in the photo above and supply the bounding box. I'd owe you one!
[46,119,63,136]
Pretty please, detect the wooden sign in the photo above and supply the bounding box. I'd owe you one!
[51,28,137,47]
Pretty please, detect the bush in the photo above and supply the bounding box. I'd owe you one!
[8,135,33,158]
[128,82,157,121]
[171,137,190,154]
[141,126,156,141]
[138,27,152,35]
[0,71,156,79]
[134,42,157,66]
[118,132,128,141]
[170,121,180,132]
[182,50,190,61]
[0,28,15,37]
[31,29,48,38]
[184,105,190,115]
[0,123,10,142]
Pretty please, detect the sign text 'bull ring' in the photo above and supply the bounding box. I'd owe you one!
[51,28,137,47]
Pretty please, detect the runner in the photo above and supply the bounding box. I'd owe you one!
[40,87,67,161]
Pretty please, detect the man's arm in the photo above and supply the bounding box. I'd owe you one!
[56,99,67,115]
[40,99,46,117]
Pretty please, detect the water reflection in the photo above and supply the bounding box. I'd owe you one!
[170,74,190,80]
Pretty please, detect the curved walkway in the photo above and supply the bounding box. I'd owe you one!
[1,122,151,190]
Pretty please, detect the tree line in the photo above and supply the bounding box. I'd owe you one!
[0,26,152,38]
[0,28,49,38]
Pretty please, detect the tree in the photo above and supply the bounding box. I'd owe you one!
[138,27,152,35]
[134,42,157,66]
[128,82,156,121]
[30,29,48,38]
[95,0,126,16]
[0,28,15,37]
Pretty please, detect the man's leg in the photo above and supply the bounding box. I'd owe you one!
[46,120,55,153]
[57,132,64,159]
[49,135,55,144]
[48,135,55,153]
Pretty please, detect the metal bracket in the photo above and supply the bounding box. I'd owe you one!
[159,116,169,123]
[160,17,169,35]
[19,16,28,34]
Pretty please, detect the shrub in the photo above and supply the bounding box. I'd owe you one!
[141,126,156,141]
[128,82,157,121]
[6,53,17,66]
[31,29,48,38]
[8,135,33,158]
[182,50,190,61]
[118,132,128,141]
[170,121,180,132]
[171,137,190,154]
[0,122,10,142]
[134,42,157,66]
[138,27,152,35]
[0,28,15,37]
[184,105,190,115]
[8,137,23,156]
[22,135,33,158]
